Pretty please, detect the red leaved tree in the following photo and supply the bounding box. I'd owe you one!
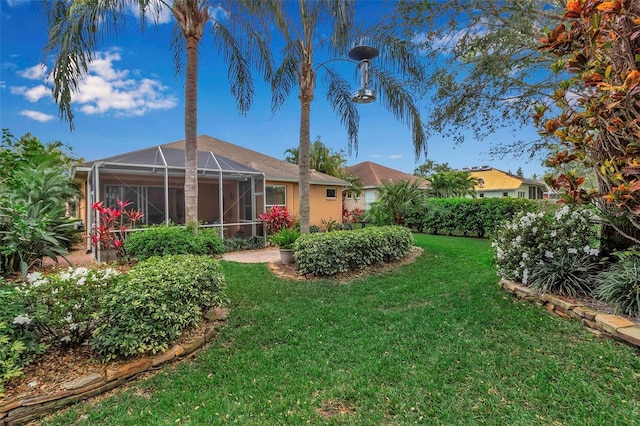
[538,0,640,249]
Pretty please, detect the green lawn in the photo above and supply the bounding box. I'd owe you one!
[44,234,640,425]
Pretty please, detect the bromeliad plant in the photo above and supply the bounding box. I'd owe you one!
[259,206,295,234]
[91,199,143,262]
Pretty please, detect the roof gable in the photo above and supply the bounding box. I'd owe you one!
[469,168,545,190]
[346,161,426,188]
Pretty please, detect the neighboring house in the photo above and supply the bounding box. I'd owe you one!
[72,135,350,253]
[344,161,428,211]
[464,166,546,199]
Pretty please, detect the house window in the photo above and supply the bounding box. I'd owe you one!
[326,188,337,199]
[346,192,353,199]
[477,178,484,188]
[364,190,376,210]
[518,191,525,198]
[479,192,484,198]
[266,185,286,208]
[503,192,509,197]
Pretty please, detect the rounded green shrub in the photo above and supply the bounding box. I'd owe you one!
[125,226,224,260]
[91,255,226,360]
[294,226,414,276]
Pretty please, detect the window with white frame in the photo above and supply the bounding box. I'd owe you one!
[266,185,286,208]
[346,192,352,199]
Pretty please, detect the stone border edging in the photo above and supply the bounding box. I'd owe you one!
[500,279,640,349]
[0,307,230,426]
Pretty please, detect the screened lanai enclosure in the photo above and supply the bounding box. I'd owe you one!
[81,146,266,260]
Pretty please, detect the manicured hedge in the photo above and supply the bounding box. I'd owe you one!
[417,198,540,237]
[294,226,414,276]
[124,226,225,260]
[92,255,226,360]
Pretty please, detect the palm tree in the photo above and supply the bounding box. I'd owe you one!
[427,171,478,198]
[43,0,272,225]
[270,0,427,233]
[284,136,347,177]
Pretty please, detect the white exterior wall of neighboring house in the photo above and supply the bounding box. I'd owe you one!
[344,191,366,211]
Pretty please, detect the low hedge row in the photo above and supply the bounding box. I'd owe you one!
[294,226,414,276]
[124,226,225,260]
[413,198,540,237]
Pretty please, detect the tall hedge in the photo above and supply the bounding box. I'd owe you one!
[416,198,540,237]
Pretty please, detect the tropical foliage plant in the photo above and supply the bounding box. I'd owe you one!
[427,171,478,198]
[259,205,296,234]
[596,250,640,316]
[91,200,143,262]
[0,285,44,398]
[368,179,427,226]
[537,0,640,248]
[268,228,300,250]
[527,252,601,297]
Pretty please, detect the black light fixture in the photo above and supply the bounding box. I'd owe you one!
[348,44,379,104]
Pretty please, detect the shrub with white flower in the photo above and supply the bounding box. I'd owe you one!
[16,267,120,346]
[491,205,600,285]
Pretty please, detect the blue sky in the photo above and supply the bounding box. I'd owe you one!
[1,0,546,178]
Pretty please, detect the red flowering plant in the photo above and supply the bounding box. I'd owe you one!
[342,207,364,224]
[259,206,295,234]
[91,199,144,262]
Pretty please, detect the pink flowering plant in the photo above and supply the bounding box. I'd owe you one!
[91,199,144,262]
[15,267,120,346]
[259,206,295,234]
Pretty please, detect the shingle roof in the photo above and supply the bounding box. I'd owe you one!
[468,168,545,191]
[164,135,349,186]
[346,161,427,188]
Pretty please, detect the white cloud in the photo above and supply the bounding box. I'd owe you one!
[0,81,6,90]
[18,64,47,80]
[389,154,403,159]
[10,85,49,102]
[20,110,55,122]
[1,61,17,71]
[6,0,31,6]
[8,49,177,118]
[127,0,173,25]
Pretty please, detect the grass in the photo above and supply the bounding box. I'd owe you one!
[44,234,640,425]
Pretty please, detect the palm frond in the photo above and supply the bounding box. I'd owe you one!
[210,22,255,115]
[322,67,360,154]
[271,45,301,114]
[369,67,427,159]
[43,0,150,128]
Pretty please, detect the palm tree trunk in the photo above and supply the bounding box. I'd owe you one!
[184,36,199,226]
[298,59,314,234]
[299,97,311,234]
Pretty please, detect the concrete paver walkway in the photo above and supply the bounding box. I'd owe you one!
[222,247,281,263]
[40,247,281,267]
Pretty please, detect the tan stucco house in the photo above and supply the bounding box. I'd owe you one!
[343,161,428,211]
[465,166,546,199]
[72,135,350,251]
